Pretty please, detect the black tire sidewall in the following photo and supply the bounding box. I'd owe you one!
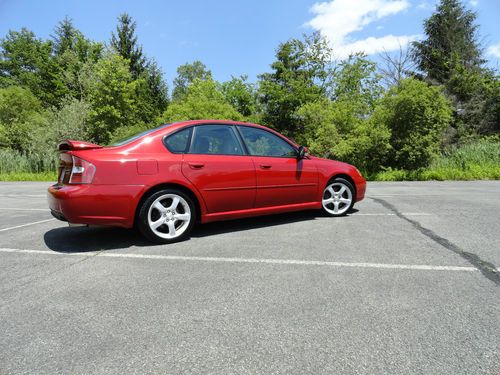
[321,177,355,217]
[137,189,196,244]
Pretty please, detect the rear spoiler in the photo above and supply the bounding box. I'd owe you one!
[58,140,103,151]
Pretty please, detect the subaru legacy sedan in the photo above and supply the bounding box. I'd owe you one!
[48,120,366,243]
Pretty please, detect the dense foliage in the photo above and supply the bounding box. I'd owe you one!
[0,1,498,180]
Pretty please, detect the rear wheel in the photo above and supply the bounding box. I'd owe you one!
[137,189,196,244]
[321,178,355,216]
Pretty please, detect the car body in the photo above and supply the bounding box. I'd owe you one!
[48,120,366,243]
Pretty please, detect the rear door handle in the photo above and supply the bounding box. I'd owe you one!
[259,164,272,169]
[188,162,205,169]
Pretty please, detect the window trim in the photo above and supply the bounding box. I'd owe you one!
[187,124,246,156]
[235,125,299,159]
[163,126,193,154]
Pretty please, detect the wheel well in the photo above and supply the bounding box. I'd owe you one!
[134,183,202,225]
[328,174,357,200]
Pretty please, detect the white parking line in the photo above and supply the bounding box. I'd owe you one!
[0,219,55,232]
[353,213,431,216]
[0,247,479,272]
[0,208,47,211]
[0,194,46,197]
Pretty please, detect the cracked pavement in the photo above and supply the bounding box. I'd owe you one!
[0,181,499,374]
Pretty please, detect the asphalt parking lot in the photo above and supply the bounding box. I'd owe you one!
[0,181,499,374]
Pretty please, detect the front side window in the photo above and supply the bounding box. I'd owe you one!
[189,125,243,155]
[237,126,296,157]
[164,127,192,153]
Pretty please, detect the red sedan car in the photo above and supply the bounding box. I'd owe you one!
[48,120,366,243]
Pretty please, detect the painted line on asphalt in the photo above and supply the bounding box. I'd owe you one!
[0,219,55,232]
[0,208,48,211]
[353,213,431,216]
[0,194,46,197]
[0,247,481,272]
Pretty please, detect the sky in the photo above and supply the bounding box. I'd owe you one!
[0,0,499,85]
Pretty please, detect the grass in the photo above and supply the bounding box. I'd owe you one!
[370,139,500,181]
[0,171,57,181]
[1,140,499,182]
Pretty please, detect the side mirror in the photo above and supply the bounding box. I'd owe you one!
[297,146,307,159]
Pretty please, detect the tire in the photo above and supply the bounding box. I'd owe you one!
[137,189,196,244]
[321,177,355,217]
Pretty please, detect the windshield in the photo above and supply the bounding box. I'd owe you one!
[111,123,172,146]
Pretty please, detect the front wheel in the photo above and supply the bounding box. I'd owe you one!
[321,178,355,216]
[137,189,196,244]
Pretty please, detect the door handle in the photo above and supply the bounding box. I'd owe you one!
[259,164,272,169]
[188,162,205,169]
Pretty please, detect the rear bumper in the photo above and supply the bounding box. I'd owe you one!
[47,184,145,228]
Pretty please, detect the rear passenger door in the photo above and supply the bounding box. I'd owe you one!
[180,124,256,214]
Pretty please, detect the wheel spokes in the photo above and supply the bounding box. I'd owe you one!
[322,198,334,205]
[166,221,177,236]
[151,218,164,230]
[169,197,180,211]
[154,201,166,213]
[175,213,190,221]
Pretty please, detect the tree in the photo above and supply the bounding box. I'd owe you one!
[0,28,58,105]
[412,0,484,84]
[378,46,415,88]
[172,61,212,101]
[258,32,332,137]
[293,54,390,173]
[161,78,243,122]
[221,75,258,119]
[0,86,47,152]
[52,16,79,56]
[377,78,453,170]
[111,13,145,78]
[86,53,140,144]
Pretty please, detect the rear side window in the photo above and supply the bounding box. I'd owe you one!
[237,126,296,157]
[189,125,243,155]
[164,128,192,153]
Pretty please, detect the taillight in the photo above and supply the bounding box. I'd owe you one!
[69,156,96,184]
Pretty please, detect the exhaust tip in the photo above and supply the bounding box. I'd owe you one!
[68,223,88,228]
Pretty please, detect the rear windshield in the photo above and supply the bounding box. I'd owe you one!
[111,123,172,146]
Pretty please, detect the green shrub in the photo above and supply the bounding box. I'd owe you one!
[0,148,58,174]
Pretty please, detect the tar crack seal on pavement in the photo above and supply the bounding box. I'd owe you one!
[371,197,500,286]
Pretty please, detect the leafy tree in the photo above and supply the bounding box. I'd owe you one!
[221,75,258,119]
[377,78,453,169]
[86,52,140,144]
[111,13,145,77]
[0,86,48,151]
[294,54,389,172]
[258,32,332,137]
[172,61,212,101]
[412,0,484,84]
[0,28,59,105]
[331,53,383,116]
[161,78,243,122]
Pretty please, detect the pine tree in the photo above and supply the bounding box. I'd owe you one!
[52,17,78,56]
[411,0,484,84]
[111,13,145,77]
